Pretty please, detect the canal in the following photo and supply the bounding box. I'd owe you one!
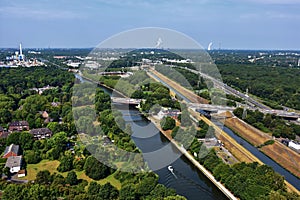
[75,73,228,199]
[146,72,300,191]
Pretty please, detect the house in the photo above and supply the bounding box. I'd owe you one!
[8,121,29,132]
[17,169,26,178]
[3,144,19,158]
[156,107,181,120]
[5,156,22,173]
[30,128,52,140]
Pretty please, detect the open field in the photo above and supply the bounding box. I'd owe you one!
[148,69,209,104]
[20,159,121,189]
[225,115,300,179]
[261,143,300,178]
[225,116,270,147]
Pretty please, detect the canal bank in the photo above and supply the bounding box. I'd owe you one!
[147,115,237,200]
[146,69,300,193]
[76,73,228,199]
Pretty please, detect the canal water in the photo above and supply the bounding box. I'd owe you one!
[75,74,228,199]
[121,107,228,200]
[146,72,300,191]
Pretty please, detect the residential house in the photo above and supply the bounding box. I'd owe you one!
[30,128,53,140]
[8,121,29,132]
[3,144,19,158]
[5,156,22,173]
[0,126,8,138]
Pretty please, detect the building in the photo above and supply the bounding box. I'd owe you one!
[30,128,52,140]
[17,169,26,178]
[156,107,181,120]
[3,144,19,158]
[5,156,22,173]
[288,141,300,153]
[8,121,29,132]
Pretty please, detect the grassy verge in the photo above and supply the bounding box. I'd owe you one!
[19,159,121,190]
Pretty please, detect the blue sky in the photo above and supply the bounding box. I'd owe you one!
[0,0,299,49]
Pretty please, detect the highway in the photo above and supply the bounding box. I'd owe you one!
[147,68,300,194]
[180,67,300,120]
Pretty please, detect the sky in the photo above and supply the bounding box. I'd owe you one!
[0,0,299,49]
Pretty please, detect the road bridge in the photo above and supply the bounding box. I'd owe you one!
[111,97,142,105]
[188,103,235,113]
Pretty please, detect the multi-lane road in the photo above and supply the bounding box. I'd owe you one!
[183,67,300,120]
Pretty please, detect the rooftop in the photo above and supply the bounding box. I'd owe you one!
[3,144,19,156]
[5,156,22,168]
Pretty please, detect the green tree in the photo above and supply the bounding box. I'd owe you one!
[66,171,78,186]
[57,154,74,172]
[119,184,136,200]
[161,117,176,131]
[24,150,41,164]
[88,181,100,195]
[84,156,111,180]
[35,170,51,185]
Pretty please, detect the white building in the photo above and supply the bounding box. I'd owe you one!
[288,141,300,153]
[5,156,22,173]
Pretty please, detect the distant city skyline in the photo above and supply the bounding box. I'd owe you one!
[0,0,299,50]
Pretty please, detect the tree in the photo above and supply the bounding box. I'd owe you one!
[47,131,68,149]
[24,150,41,164]
[57,155,74,172]
[161,117,176,131]
[99,183,118,200]
[180,110,192,127]
[136,176,158,197]
[88,181,100,195]
[149,184,176,199]
[35,170,51,185]
[66,171,78,186]
[46,122,61,134]
[3,167,11,177]
[119,184,136,200]
[84,156,111,180]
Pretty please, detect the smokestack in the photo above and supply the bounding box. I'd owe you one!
[208,42,213,51]
[19,43,23,56]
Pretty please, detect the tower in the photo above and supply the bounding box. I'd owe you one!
[19,43,23,56]
[297,58,300,67]
[19,43,24,61]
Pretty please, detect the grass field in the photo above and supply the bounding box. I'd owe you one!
[225,117,270,147]
[261,143,300,178]
[225,116,300,179]
[20,159,121,190]
[149,69,209,104]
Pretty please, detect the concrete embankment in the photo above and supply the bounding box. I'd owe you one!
[148,116,238,200]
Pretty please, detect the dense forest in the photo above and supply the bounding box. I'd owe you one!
[218,64,300,110]
[233,108,300,139]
